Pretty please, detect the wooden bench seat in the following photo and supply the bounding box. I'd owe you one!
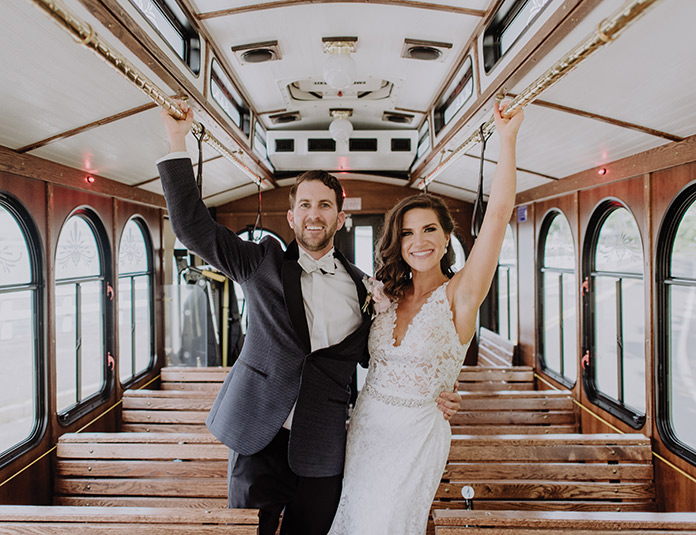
[451,390,578,434]
[432,510,696,534]
[55,432,228,507]
[121,390,215,433]
[0,506,258,534]
[458,366,535,391]
[477,327,517,367]
[434,433,655,512]
[161,367,229,392]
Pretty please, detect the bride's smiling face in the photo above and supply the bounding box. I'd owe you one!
[400,208,450,273]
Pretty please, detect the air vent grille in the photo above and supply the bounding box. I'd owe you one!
[275,139,295,152]
[391,138,412,152]
[349,138,378,152]
[308,139,336,152]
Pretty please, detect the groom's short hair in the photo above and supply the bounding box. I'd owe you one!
[289,170,345,212]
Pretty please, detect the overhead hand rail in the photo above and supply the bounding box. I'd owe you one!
[419,0,662,189]
[29,0,267,188]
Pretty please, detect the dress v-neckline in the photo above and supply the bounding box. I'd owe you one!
[390,281,448,348]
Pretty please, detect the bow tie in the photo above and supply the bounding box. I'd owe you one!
[298,254,336,275]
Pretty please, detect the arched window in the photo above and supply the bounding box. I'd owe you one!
[538,211,577,385]
[55,211,110,419]
[584,202,645,428]
[118,218,154,384]
[0,196,43,461]
[657,185,696,464]
[497,224,517,341]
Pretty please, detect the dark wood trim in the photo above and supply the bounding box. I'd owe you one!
[525,98,684,142]
[0,145,166,208]
[430,181,479,196]
[131,154,225,187]
[202,182,256,202]
[16,103,157,154]
[411,0,600,182]
[197,0,486,20]
[394,106,426,115]
[516,134,696,204]
[459,152,559,181]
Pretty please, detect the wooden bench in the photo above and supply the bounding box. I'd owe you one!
[0,506,258,534]
[432,510,696,534]
[161,366,229,392]
[55,432,228,507]
[451,390,578,434]
[434,433,655,512]
[458,366,535,391]
[477,327,517,367]
[121,390,215,433]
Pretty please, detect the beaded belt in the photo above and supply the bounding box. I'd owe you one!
[363,383,430,408]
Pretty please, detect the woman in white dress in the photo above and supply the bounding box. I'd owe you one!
[328,101,524,534]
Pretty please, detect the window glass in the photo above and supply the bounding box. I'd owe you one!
[434,57,473,134]
[0,203,39,457]
[417,118,431,160]
[132,0,184,58]
[540,213,577,383]
[500,0,552,55]
[497,225,517,341]
[118,219,153,383]
[671,202,696,279]
[588,205,645,423]
[55,214,105,415]
[211,60,250,136]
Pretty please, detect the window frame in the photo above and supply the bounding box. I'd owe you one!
[582,200,646,429]
[0,193,46,468]
[55,208,113,425]
[536,209,577,388]
[656,182,696,465]
[433,56,474,135]
[117,217,156,387]
[129,0,201,75]
[211,59,251,137]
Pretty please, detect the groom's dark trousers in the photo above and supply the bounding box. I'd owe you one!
[157,157,370,535]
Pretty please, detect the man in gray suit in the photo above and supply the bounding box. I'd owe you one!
[157,102,460,535]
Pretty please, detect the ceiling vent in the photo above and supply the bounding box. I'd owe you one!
[401,39,452,62]
[383,111,414,124]
[274,139,295,152]
[268,111,301,124]
[232,40,282,64]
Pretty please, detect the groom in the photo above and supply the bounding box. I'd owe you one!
[157,102,460,535]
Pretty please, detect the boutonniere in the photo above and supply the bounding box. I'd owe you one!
[361,276,391,318]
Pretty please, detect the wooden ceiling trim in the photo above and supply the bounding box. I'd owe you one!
[0,145,166,208]
[131,154,225,187]
[197,1,487,20]
[16,102,157,154]
[430,180,479,196]
[515,134,696,205]
[459,152,560,180]
[527,98,684,142]
[76,0,275,187]
[202,182,256,202]
[411,0,599,184]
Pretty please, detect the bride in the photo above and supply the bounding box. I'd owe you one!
[328,101,524,534]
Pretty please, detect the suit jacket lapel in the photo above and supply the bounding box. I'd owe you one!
[282,240,311,351]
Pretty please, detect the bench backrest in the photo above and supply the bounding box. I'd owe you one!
[432,510,696,534]
[478,327,517,367]
[121,389,215,433]
[55,432,227,507]
[458,366,535,391]
[161,366,229,392]
[451,390,578,434]
[435,433,655,512]
[0,506,258,534]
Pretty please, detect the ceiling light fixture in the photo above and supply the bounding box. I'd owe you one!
[322,37,357,90]
[329,109,353,142]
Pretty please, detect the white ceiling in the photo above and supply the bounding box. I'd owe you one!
[1,0,694,206]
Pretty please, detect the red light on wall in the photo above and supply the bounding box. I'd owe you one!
[85,175,95,184]
[598,168,607,176]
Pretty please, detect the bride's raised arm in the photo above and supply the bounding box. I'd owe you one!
[448,100,524,343]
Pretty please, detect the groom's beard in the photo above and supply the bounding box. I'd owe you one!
[293,217,338,253]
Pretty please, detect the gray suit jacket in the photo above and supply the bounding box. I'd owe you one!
[158,158,371,477]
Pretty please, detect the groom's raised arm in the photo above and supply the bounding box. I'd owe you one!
[157,101,264,282]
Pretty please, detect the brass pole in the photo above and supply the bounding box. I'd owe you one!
[29,0,267,188]
[419,0,662,189]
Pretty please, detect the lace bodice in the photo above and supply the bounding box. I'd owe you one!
[365,281,469,402]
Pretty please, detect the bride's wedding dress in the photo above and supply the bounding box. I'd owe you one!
[329,281,470,534]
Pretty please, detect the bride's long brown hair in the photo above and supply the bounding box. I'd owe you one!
[375,194,457,300]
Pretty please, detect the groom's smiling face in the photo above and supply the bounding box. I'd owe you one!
[287,180,345,258]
